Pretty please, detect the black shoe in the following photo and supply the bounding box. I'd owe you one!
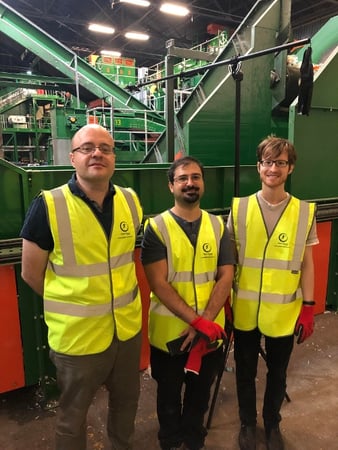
[238,425,256,450]
[266,426,284,450]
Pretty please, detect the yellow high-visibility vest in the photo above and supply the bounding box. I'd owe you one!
[43,184,142,355]
[148,210,225,351]
[231,194,315,337]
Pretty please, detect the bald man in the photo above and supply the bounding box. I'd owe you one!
[21,124,143,450]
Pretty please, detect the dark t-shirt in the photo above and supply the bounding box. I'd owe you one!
[20,174,116,250]
[140,210,236,267]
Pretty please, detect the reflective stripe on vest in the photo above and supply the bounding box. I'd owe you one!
[43,184,142,354]
[148,210,225,351]
[232,194,315,336]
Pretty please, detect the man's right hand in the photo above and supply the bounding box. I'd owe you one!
[190,316,226,342]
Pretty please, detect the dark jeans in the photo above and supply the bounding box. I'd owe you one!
[234,327,294,431]
[150,344,223,450]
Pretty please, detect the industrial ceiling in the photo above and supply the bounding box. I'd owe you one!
[0,0,337,75]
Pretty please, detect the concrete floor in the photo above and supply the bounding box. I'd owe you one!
[1,310,337,450]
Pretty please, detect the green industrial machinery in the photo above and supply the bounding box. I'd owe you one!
[0,88,165,164]
[87,54,137,89]
[0,0,165,165]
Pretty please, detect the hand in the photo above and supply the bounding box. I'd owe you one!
[184,338,218,375]
[294,304,315,344]
[190,316,226,342]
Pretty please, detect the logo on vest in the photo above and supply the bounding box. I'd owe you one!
[275,232,289,248]
[279,233,288,243]
[120,221,129,232]
[202,242,214,258]
[119,221,132,239]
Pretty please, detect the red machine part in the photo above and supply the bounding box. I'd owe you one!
[0,265,25,393]
[313,221,331,315]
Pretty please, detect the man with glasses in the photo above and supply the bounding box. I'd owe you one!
[20,124,143,450]
[227,135,318,450]
[141,156,235,450]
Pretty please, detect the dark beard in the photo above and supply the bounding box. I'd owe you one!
[183,189,200,203]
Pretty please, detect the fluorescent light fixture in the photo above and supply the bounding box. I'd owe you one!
[125,31,150,40]
[160,2,189,16]
[120,0,150,6]
[88,23,115,34]
[100,50,122,57]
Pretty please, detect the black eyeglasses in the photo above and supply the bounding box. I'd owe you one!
[173,174,203,184]
[72,143,115,155]
[260,160,289,168]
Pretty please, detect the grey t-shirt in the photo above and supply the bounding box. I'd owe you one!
[141,209,236,267]
[227,191,318,245]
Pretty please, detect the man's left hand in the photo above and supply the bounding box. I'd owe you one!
[294,304,315,344]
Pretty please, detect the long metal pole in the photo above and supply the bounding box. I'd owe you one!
[165,55,175,162]
[232,63,243,197]
[127,38,311,91]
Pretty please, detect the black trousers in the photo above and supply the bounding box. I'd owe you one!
[150,344,223,450]
[234,327,294,431]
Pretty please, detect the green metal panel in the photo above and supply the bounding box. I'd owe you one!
[296,16,338,65]
[183,0,288,167]
[18,164,238,215]
[15,269,55,387]
[0,159,259,223]
[310,49,338,109]
[114,115,165,133]
[289,107,338,200]
[0,160,26,239]
[289,47,338,200]
[326,219,338,310]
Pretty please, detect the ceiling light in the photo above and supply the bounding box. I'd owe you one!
[160,2,189,17]
[125,32,150,40]
[88,23,115,34]
[119,0,150,6]
[100,50,122,57]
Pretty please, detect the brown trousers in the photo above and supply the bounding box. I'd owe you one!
[50,332,142,450]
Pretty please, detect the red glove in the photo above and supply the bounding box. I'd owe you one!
[190,316,226,342]
[294,304,315,344]
[184,339,218,375]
